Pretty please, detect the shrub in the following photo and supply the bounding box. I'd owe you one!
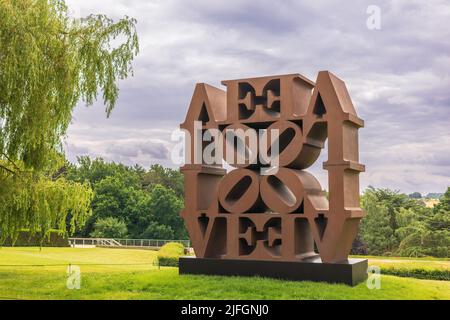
[90,217,127,238]
[157,242,185,267]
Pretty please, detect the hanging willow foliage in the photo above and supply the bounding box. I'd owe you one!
[0,0,139,170]
[0,160,94,244]
[0,0,139,241]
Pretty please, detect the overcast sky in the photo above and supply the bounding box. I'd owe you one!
[64,0,450,195]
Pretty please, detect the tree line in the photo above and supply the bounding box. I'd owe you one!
[354,186,449,257]
[66,156,449,258]
[65,157,186,240]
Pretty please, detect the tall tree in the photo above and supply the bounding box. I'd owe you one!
[360,192,397,255]
[359,186,449,257]
[67,157,152,238]
[0,0,139,241]
[148,184,186,239]
[141,164,184,198]
[91,175,151,238]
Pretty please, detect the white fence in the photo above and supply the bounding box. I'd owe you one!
[68,238,190,249]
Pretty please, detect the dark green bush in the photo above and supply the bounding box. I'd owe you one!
[157,242,185,267]
[381,267,449,281]
[2,230,69,247]
[157,255,180,267]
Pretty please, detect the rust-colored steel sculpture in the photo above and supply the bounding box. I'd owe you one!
[179,71,367,285]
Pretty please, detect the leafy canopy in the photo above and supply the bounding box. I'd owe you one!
[66,157,188,240]
[66,157,152,238]
[0,159,93,243]
[90,217,128,239]
[359,186,449,257]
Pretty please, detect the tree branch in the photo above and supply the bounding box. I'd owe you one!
[0,163,15,175]
[1,152,21,172]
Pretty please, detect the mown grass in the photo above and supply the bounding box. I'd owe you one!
[0,247,157,273]
[0,247,449,300]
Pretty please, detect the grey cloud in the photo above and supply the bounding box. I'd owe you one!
[171,0,304,34]
[139,141,169,160]
[106,144,140,158]
[65,143,90,156]
[105,140,169,160]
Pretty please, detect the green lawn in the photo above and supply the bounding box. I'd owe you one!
[0,247,449,300]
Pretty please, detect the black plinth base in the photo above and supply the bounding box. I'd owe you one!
[179,257,368,286]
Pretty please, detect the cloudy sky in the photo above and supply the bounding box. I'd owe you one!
[64,0,450,195]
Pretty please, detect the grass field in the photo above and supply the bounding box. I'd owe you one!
[0,247,449,300]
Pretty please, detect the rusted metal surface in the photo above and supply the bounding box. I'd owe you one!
[180,71,365,263]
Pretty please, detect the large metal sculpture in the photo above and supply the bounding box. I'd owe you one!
[179,71,367,285]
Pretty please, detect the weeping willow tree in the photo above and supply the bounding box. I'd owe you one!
[0,158,94,243]
[0,0,139,242]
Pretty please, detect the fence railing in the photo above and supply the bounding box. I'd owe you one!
[68,238,190,248]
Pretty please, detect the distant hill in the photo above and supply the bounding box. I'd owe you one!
[425,193,444,199]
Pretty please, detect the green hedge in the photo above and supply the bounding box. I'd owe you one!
[381,267,449,281]
[157,242,185,267]
[2,230,69,247]
[157,255,179,267]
